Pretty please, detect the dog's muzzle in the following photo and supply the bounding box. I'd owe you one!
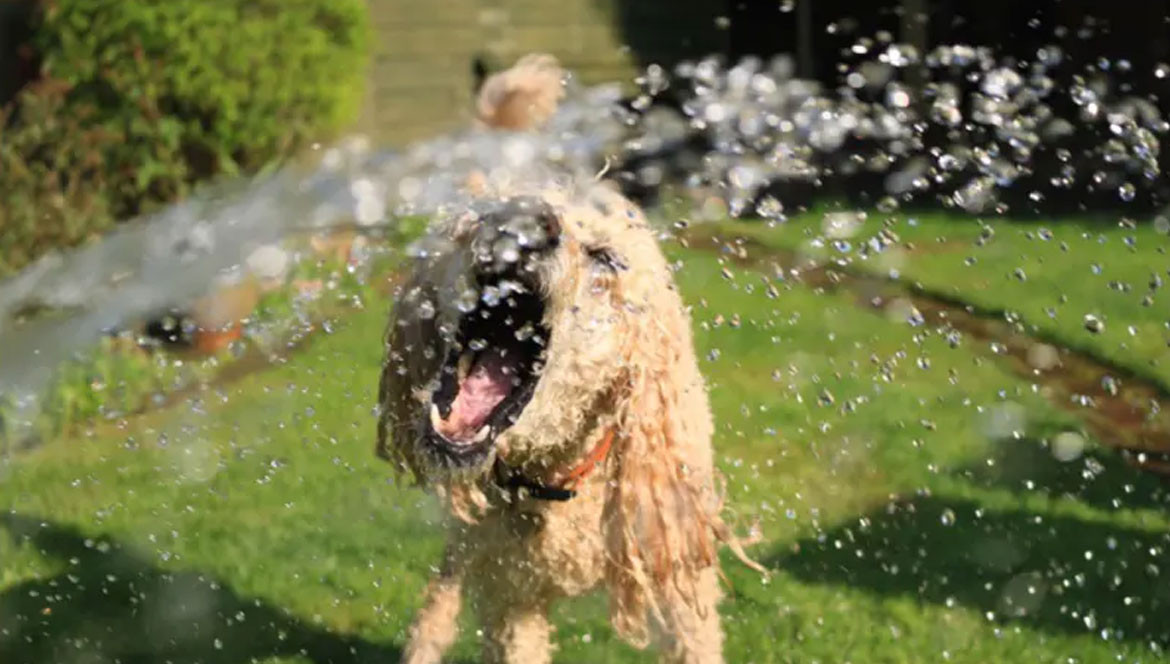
[469,196,561,280]
[419,196,561,471]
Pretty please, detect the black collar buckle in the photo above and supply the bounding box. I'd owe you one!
[492,461,577,502]
[504,475,577,501]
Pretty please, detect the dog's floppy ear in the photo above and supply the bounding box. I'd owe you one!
[601,299,721,646]
[601,280,766,645]
[376,268,444,481]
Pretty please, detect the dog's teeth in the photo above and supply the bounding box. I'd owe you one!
[457,352,474,381]
[473,426,490,442]
[430,404,443,429]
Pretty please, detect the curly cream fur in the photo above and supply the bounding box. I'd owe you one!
[475,53,564,131]
[375,55,760,664]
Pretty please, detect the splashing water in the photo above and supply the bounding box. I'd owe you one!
[0,84,624,413]
[1,39,1166,443]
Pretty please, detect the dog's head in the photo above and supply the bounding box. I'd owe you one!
[377,184,694,486]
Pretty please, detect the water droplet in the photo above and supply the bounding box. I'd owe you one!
[1118,182,1136,201]
[1083,314,1105,334]
[1051,432,1085,462]
[1101,375,1119,396]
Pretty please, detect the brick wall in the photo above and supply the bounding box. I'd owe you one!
[359,0,726,145]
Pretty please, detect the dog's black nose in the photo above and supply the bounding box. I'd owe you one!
[473,197,561,275]
[496,196,560,247]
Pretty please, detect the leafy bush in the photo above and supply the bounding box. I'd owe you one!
[0,0,369,274]
[0,79,118,274]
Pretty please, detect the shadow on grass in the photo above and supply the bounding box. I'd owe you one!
[771,440,1170,649]
[0,514,410,664]
[957,438,1170,515]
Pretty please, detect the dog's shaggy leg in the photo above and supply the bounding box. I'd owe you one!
[480,600,553,664]
[401,556,464,664]
[654,566,725,664]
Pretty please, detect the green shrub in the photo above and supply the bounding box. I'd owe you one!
[0,0,369,274]
[0,79,118,275]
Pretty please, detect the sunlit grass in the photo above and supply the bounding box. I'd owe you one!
[720,206,1170,392]
[2,220,427,452]
[2,240,1168,662]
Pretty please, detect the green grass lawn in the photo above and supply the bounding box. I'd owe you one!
[716,206,1170,393]
[2,239,1169,662]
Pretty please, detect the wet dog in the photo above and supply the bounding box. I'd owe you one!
[376,55,760,664]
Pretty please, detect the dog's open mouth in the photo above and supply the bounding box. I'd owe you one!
[424,281,548,466]
[419,197,561,468]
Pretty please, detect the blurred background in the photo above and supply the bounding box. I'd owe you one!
[4,0,1170,274]
[3,1,1170,662]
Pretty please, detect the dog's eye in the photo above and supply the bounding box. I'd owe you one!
[585,246,627,272]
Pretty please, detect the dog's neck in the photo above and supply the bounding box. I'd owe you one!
[493,428,614,502]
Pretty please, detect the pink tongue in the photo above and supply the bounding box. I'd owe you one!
[435,349,515,442]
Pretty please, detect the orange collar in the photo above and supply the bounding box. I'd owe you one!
[498,429,615,501]
[553,428,615,490]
